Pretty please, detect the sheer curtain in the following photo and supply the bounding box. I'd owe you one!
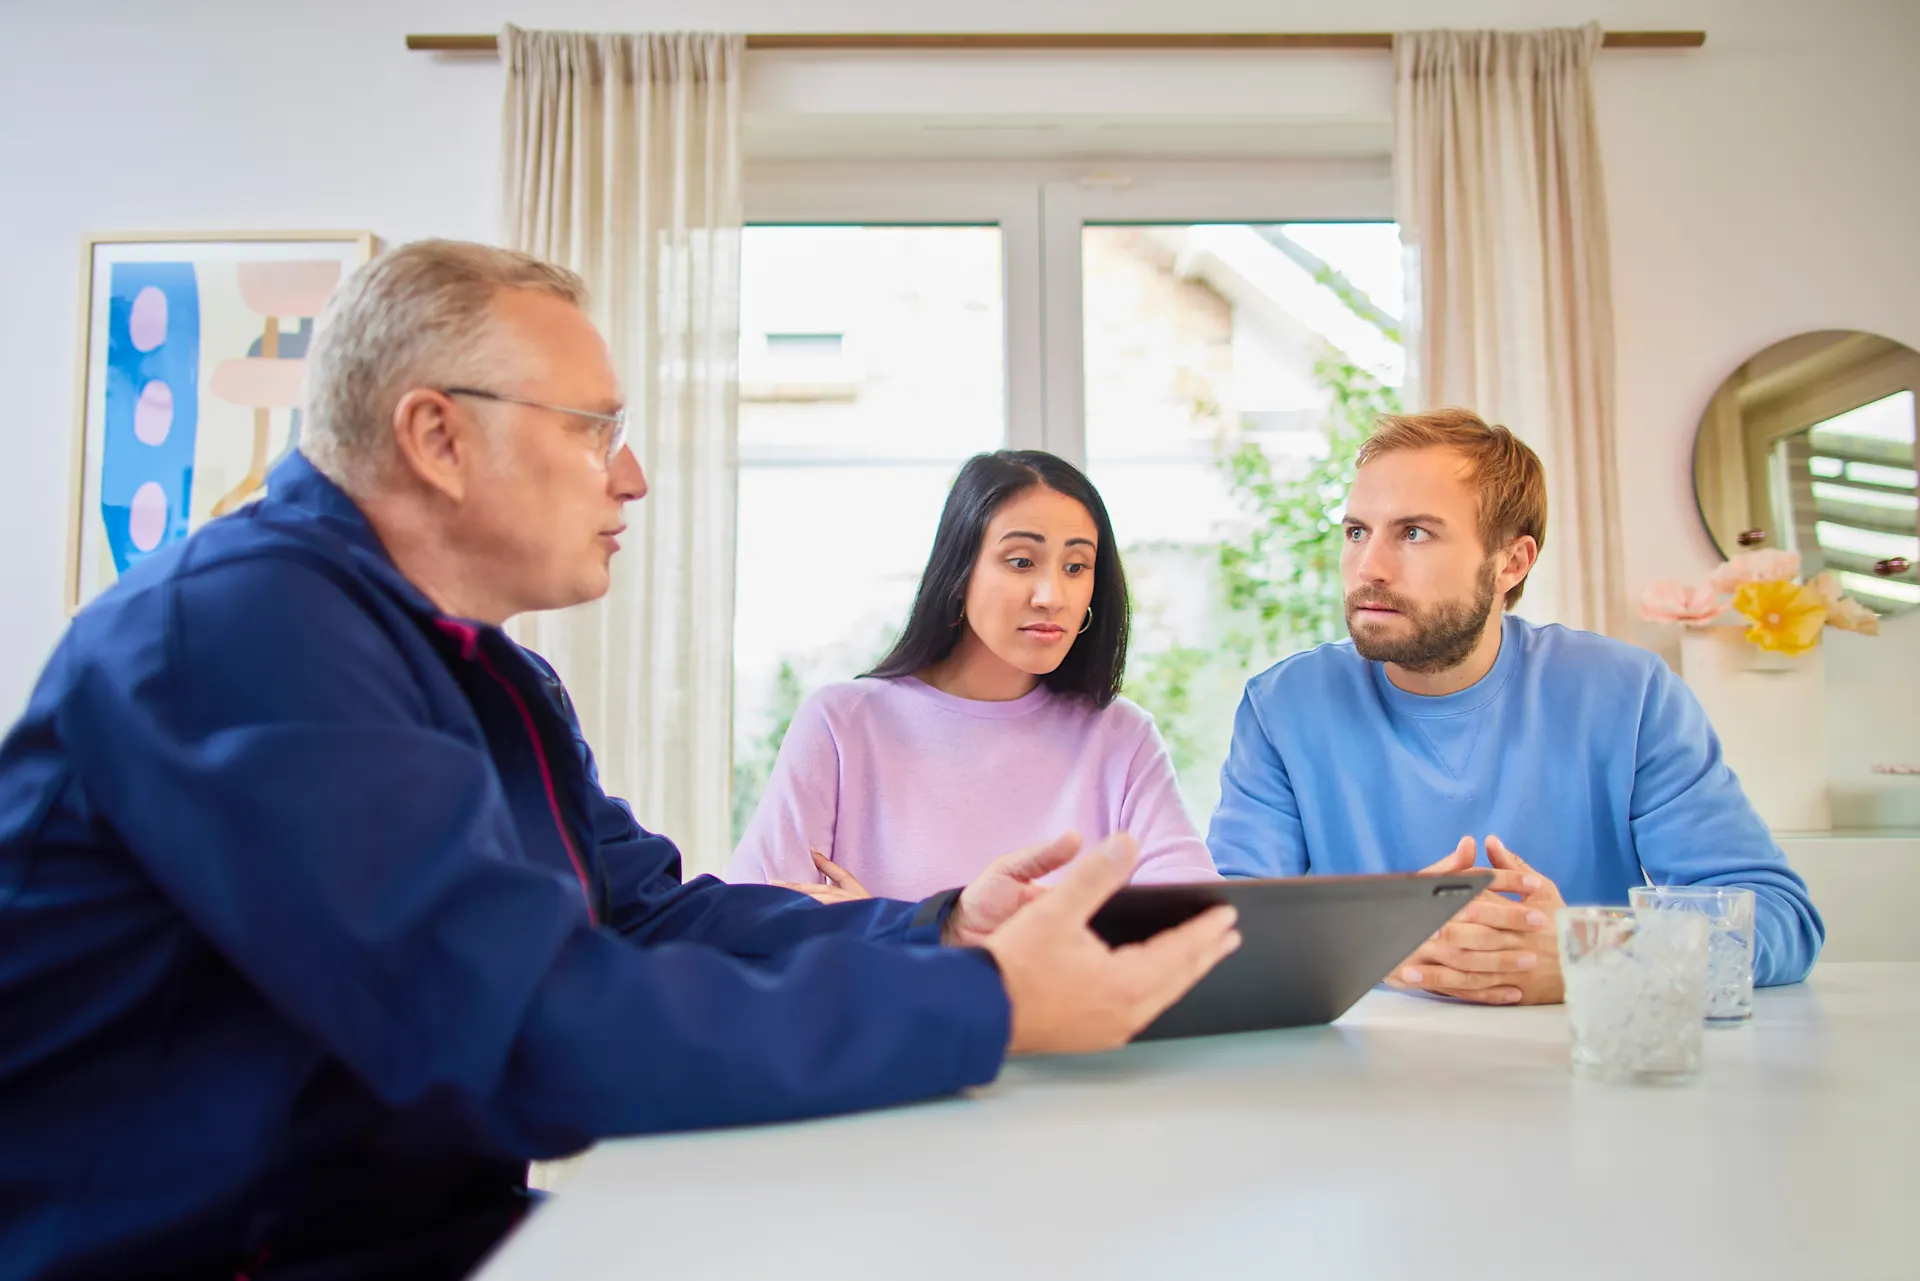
[1394,24,1625,635]
[500,25,744,875]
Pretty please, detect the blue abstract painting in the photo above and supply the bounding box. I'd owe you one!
[71,234,371,611]
[101,262,200,574]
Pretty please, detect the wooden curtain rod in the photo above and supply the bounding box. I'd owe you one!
[405,31,1706,54]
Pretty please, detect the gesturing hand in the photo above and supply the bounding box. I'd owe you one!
[1387,836,1566,1005]
[980,833,1243,1054]
[943,832,1085,947]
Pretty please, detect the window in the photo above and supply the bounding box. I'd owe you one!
[732,225,1007,839]
[743,329,859,401]
[1079,221,1405,819]
[732,169,1397,837]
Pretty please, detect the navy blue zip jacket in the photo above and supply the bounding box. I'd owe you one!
[0,453,1010,1280]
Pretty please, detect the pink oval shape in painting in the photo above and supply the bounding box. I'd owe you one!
[133,380,174,445]
[129,481,168,552]
[236,260,343,317]
[209,357,305,409]
[128,286,169,352]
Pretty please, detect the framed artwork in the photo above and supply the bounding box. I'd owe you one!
[67,230,377,612]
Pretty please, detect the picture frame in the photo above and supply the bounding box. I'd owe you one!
[67,229,377,613]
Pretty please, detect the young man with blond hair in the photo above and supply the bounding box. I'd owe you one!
[1208,408,1822,1004]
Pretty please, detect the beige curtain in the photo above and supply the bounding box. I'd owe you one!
[500,26,743,877]
[1393,24,1624,635]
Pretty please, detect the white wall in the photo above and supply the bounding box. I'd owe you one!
[3,0,1917,819]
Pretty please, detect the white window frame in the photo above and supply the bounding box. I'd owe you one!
[744,168,1046,452]
[1036,162,1395,464]
[744,158,1395,467]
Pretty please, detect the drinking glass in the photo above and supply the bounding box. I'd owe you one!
[1557,906,1710,1084]
[1629,885,1756,1024]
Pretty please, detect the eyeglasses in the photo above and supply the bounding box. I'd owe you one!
[442,387,630,470]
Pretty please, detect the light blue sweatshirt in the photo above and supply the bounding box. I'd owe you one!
[1208,614,1824,986]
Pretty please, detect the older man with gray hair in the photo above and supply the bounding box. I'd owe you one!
[0,240,1239,1280]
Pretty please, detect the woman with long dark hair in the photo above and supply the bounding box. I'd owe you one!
[727,450,1216,901]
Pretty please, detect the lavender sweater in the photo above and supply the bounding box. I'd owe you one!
[727,676,1219,901]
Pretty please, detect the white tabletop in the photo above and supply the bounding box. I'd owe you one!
[476,963,1920,1281]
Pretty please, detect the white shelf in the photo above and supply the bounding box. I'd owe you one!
[1774,832,1920,961]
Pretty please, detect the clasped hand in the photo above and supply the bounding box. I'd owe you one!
[1386,835,1566,1005]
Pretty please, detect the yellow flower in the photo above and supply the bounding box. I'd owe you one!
[1732,580,1827,656]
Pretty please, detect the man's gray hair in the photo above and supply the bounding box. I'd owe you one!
[301,239,589,494]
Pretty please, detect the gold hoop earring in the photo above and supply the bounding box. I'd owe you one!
[1079,609,1093,635]
[953,604,966,628]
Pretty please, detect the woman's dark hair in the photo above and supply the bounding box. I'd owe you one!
[866,450,1130,707]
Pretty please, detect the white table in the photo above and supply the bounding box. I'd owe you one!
[477,963,1920,1280]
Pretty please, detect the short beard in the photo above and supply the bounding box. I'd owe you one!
[1345,559,1499,675]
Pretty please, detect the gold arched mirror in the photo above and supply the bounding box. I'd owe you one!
[1693,330,1920,618]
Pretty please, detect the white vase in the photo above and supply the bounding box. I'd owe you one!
[1678,625,1832,834]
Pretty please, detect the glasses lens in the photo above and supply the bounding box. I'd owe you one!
[606,409,629,466]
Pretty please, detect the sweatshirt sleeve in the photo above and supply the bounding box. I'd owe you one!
[1206,681,1310,879]
[1116,712,1219,883]
[59,555,1008,1160]
[1629,659,1825,986]
[725,692,841,887]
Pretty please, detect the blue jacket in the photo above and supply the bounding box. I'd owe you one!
[0,454,1010,1280]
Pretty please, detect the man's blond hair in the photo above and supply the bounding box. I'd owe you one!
[1357,408,1547,609]
[301,240,589,494]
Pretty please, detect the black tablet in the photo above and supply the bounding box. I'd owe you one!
[1088,870,1496,1041]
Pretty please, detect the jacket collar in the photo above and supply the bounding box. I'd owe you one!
[262,451,459,626]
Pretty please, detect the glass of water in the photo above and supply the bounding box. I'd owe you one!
[1629,885,1757,1024]
[1557,906,1710,1084]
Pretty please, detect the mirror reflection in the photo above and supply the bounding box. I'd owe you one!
[1693,330,1919,617]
